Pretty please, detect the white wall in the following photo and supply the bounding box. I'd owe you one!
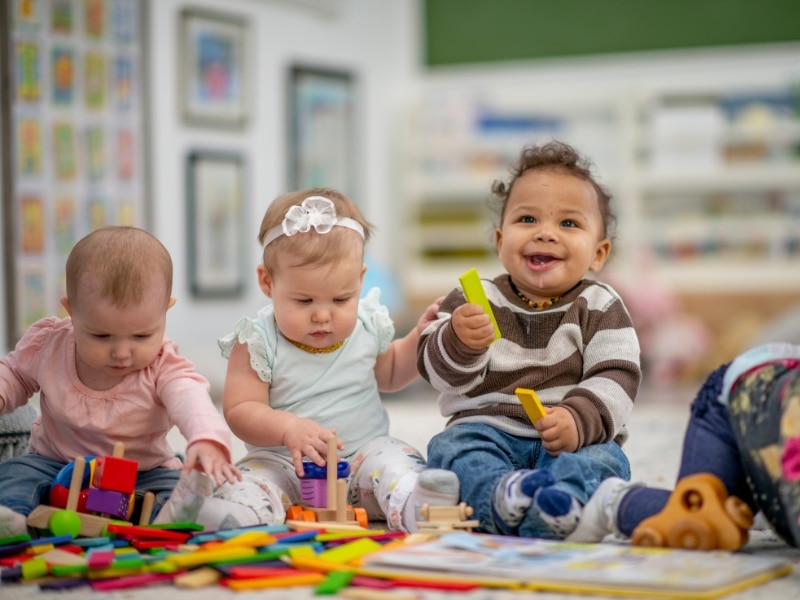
[146,0,420,395]
[3,0,799,394]
[417,43,800,96]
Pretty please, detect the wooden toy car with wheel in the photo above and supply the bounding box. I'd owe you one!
[285,437,368,529]
[631,472,754,551]
[416,501,479,533]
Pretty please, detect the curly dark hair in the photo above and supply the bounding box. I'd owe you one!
[489,139,616,241]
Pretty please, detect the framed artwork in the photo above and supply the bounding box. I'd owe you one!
[186,151,246,298]
[180,8,247,128]
[288,65,356,196]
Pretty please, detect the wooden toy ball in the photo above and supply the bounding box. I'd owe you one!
[49,509,82,537]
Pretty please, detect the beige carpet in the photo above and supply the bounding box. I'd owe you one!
[4,382,799,599]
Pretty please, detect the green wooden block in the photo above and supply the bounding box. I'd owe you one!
[314,569,355,594]
[459,268,501,342]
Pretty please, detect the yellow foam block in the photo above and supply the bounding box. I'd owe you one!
[289,554,354,573]
[167,546,256,568]
[515,388,546,423]
[218,531,276,548]
[317,537,382,564]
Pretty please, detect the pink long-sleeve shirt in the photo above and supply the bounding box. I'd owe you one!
[0,317,232,470]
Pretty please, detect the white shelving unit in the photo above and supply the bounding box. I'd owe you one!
[400,83,800,309]
[400,89,626,304]
[625,86,800,294]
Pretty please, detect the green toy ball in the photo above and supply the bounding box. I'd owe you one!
[49,509,81,537]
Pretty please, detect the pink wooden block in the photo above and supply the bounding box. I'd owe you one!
[87,549,115,569]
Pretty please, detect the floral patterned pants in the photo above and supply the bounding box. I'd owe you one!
[728,360,800,546]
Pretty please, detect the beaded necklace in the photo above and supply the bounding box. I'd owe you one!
[508,278,581,310]
[512,286,558,309]
[286,338,345,354]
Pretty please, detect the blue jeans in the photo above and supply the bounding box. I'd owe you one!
[617,360,800,547]
[0,453,181,524]
[427,421,631,538]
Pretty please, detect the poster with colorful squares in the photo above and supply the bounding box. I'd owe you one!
[3,0,148,345]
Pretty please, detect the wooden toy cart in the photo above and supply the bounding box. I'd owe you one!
[285,437,368,528]
[631,472,754,551]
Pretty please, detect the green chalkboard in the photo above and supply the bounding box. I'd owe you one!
[424,0,800,66]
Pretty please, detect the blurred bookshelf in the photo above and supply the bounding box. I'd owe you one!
[399,81,800,356]
[630,87,800,292]
[400,88,624,302]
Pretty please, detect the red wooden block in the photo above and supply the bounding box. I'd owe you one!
[50,485,89,513]
[105,523,191,542]
[92,455,138,494]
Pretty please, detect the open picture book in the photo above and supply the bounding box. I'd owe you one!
[360,532,794,599]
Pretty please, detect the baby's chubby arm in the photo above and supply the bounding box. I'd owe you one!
[183,440,242,486]
[222,342,342,477]
[374,296,444,392]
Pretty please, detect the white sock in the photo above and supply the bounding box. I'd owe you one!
[154,471,258,531]
[492,469,555,532]
[535,488,582,538]
[0,505,28,537]
[402,469,459,533]
[166,494,258,531]
[153,470,212,523]
[566,477,637,543]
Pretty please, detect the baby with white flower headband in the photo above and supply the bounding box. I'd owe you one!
[157,188,459,532]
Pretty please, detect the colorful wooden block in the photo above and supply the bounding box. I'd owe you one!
[459,268,501,342]
[300,460,350,508]
[92,455,138,494]
[300,478,328,507]
[85,488,131,519]
[515,387,547,423]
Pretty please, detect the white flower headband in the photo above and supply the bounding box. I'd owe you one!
[262,196,365,248]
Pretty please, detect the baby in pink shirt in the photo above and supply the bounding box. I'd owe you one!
[0,226,240,536]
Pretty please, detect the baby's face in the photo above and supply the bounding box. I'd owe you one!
[496,169,610,302]
[262,252,365,350]
[68,280,169,389]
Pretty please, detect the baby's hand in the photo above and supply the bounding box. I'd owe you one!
[452,303,496,349]
[535,407,579,456]
[416,296,445,334]
[282,417,344,476]
[183,440,242,486]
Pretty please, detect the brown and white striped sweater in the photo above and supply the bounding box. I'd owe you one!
[417,275,641,448]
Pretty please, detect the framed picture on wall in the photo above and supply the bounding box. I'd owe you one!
[186,151,246,298]
[288,65,356,196]
[180,8,247,128]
